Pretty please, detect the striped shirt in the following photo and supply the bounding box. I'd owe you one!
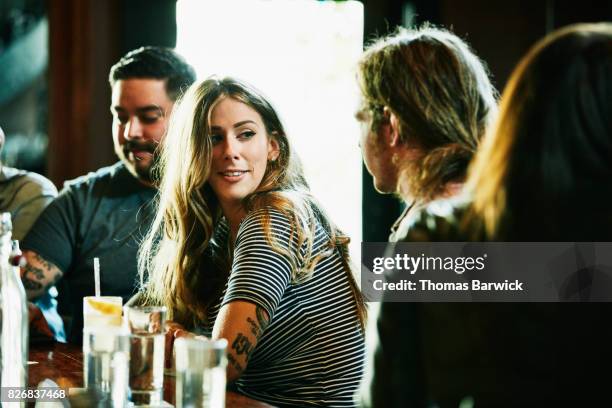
[203,208,365,407]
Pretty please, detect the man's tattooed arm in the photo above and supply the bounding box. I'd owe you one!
[21,250,63,300]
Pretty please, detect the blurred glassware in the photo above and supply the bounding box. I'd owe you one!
[83,328,130,407]
[175,337,227,408]
[124,305,167,406]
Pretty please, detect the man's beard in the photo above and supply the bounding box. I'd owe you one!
[121,140,160,184]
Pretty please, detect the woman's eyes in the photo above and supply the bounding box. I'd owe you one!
[238,130,255,139]
[210,130,255,144]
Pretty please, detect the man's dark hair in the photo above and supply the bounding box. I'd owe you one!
[109,46,196,101]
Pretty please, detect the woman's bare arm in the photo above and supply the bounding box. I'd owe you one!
[212,300,270,382]
[226,391,277,408]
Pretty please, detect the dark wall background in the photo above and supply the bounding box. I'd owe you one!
[120,0,176,54]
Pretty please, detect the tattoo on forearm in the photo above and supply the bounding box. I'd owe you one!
[247,317,262,339]
[22,277,43,291]
[227,307,270,378]
[21,254,63,294]
[232,333,254,362]
[24,263,45,280]
[33,253,59,274]
[256,306,270,332]
[227,352,243,374]
[247,307,270,342]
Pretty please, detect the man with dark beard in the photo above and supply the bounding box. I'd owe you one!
[22,47,196,343]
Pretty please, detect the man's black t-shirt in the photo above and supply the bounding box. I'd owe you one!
[23,162,156,343]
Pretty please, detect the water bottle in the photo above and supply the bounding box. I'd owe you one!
[0,212,28,406]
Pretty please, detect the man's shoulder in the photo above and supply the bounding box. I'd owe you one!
[58,162,156,212]
[23,172,58,195]
[0,167,58,198]
[394,194,475,242]
[63,162,126,190]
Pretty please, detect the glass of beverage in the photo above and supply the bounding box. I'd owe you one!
[175,337,228,408]
[83,295,123,329]
[83,328,130,407]
[83,295,123,391]
[124,305,167,406]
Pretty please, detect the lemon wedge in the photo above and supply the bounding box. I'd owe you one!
[86,298,122,316]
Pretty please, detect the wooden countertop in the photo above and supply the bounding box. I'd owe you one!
[28,341,176,404]
[27,341,273,407]
[28,341,84,389]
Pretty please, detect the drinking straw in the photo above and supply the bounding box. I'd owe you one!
[94,257,100,297]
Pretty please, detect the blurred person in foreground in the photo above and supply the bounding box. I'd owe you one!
[354,26,498,407]
[0,125,64,341]
[363,23,612,406]
[139,77,366,407]
[21,47,196,344]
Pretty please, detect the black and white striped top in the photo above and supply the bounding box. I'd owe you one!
[203,208,365,407]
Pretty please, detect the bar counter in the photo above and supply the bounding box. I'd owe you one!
[27,341,274,407]
[28,342,83,389]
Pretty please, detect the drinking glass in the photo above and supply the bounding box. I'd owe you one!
[83,295,123,391]
[124,305,167,406]
[175,337,228,408]
[83,295,123,328]
[83,328,130,407]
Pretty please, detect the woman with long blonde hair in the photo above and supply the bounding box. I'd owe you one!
[139,77,366,407]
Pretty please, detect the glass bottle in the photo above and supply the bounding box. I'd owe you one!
[0,212,7,388]
[0,212,28,403]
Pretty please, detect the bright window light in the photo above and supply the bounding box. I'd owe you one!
[177,0,364,262]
